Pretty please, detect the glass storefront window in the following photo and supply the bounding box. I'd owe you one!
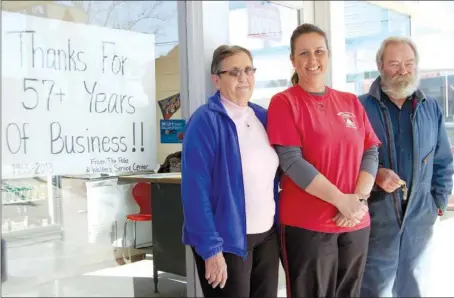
[228,2,301,295]
[344,1,411,95]
[410,2,454,291]
[2,1,181,296]
[336,2,454,296]
[411,1,454,213]
[412,2,454,124]
[342,1,454,210]
[228,1,299,108]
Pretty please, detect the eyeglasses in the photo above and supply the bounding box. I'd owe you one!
[217,67,257,78]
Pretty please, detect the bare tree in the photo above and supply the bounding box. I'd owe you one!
[2,1,173,34]
[70,1,173,34]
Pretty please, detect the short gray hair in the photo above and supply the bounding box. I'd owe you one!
[376,36,419,68]
[210,45,253,75]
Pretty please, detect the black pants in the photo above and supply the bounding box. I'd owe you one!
[280,225,370,298]
[193,226,280,297]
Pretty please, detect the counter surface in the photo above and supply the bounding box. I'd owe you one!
[119,173,181,184]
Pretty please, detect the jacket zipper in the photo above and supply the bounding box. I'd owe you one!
[423,148,434,165]
[230,120,248,261]
[402,105,420,224]
[212,95,255,261]
[380,106,402,226]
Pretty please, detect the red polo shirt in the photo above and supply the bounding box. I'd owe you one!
[267,85,381,233]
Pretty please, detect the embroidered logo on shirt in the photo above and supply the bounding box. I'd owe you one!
[337,112,357,129]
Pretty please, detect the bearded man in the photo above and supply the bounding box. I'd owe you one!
[359,36,454,297]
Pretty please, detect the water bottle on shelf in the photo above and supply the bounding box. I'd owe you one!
[38,184,47,200]
[23,216,29,230]
[31,185,39,199]
[2,220,10,234]
[2,184,13,204]
[1,188,10,204]
[17,186,27,202]
[24,185,32,201]
[13,187,21,203]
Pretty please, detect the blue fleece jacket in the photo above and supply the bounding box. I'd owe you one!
[181,91,279,261]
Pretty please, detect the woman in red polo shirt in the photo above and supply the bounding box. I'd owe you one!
[267,24,381,298]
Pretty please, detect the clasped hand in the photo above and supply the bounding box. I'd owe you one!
[333,194,369,227]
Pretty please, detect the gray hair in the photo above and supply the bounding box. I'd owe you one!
[376,36,419,68]
[210,45,253,75]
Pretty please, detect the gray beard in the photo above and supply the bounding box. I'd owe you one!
[380,71,420,99]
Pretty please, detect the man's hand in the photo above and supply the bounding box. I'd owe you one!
[205,252,227,289]
[376,168,404,193]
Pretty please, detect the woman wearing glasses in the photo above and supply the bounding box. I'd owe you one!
[181,45,280,297]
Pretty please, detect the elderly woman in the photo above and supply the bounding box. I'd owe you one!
[181,45,280,297]
[267,24,381,298]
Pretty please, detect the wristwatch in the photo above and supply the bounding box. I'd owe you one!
[356,194,369,204]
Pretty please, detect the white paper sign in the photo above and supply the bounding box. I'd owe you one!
[1,11,157,178]
[247,2,282,42]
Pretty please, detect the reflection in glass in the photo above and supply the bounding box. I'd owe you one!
[229,1,299,108]
[344,1,411,95]
[1,1,180,296]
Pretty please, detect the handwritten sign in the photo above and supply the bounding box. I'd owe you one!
[1,11,157,178]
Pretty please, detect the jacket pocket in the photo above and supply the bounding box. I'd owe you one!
[422,147,435,165]
[420,147,435,183]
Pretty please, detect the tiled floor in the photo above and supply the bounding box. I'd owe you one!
[4,260,185,297]
[427,213,454,297]
[2,214,453,297]
[1,239,288,297]
[2,256,287,297]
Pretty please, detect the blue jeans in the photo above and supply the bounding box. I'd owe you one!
[361,191,437,297]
